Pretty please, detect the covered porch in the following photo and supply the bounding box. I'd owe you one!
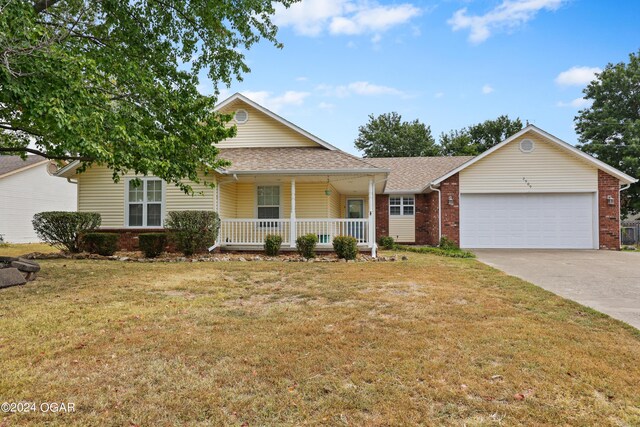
[214,173,384,253]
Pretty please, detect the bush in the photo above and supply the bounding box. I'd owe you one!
[165,211,220,256]
[333,235,358,260]
[378,235,395,250]
[296,233,318,258]
[32,211,101,253]
[0,234,6,247]
[83,233,118,256]
[439,236,459,250]
[139,233,167,258]
[264,234,283,256]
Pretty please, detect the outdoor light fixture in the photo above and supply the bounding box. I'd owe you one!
[607,195,615,205]
[324,178,332,196]
[448,195,454,205]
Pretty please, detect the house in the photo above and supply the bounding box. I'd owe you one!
[621,213,640,245]
[54,93,636,252]
[0,155,77,243]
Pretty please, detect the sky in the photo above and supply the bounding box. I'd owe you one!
[199,0,640,156]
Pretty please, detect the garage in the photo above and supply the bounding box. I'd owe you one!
[460,193,597,249]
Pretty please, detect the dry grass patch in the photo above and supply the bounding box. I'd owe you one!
[0,243,59,257]
[0,253,639,426]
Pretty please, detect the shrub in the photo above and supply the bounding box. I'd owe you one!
[32,211,101,253]
[296,233,318,258]
[264,234,283,256]
[165,211,220,256]
[378,235,395,250]
[83,233,118,256]
[395,244,475,259]
[439,236,459,250]
[139,233,167,258]
[333,235,358,260]
[0,234,6,247]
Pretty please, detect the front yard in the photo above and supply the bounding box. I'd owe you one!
[1,252,639,426]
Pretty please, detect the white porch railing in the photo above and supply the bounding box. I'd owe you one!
[219,218,371,247]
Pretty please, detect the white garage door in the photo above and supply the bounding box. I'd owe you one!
[460,193,596,249]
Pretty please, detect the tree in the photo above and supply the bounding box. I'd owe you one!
[354,112,440,157]
[440,115,523,156]
[0,0,296,192]
[576,51,640,216]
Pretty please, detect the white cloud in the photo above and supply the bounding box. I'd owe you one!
[555,66,601,86]
[556,97,592,108]
[240,90,310,112]
[274,0,421,39]
[448,0,566,44]
[295,76,308,82]
[482,84,494,94]
[318,102,336,111]
[318,81,405,98]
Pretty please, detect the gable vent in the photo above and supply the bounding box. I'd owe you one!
[519,139,535,153]
[235,109,249,124]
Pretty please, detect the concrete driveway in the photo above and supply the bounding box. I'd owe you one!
[473,250,640,329]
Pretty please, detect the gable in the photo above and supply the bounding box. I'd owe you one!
[459,130,598,193]
[216,98,324,149]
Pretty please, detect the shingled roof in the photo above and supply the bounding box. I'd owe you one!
[0,155,48,177]
[366,156,474,193]
[217,147,386,173]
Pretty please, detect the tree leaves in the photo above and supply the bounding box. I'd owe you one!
[0,0,297,193]
[576,50,640,216]
[439,115,524,156]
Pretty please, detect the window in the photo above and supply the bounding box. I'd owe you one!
[389,196,414,216]
[257,186,280,226]
[127,179,164,227]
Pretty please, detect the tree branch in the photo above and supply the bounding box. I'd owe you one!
[33,0,62,14]
[0,147,93,161]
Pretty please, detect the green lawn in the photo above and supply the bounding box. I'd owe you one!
[1,252,639,426]
[0,243,59,257]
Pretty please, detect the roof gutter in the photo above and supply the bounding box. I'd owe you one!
[217,168,390,175]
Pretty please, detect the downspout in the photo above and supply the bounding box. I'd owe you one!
[66,178,78,184]
[619,183,631,248]
[429,184,442,243]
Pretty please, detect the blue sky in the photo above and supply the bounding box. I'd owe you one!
[200,0,640,155]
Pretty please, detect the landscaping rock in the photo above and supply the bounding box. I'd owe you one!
[0,268,27,288]
[11,261,40,273]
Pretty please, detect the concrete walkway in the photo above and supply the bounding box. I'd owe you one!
[473,249,640,330]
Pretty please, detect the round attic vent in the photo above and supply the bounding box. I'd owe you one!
[520,138,535,153]
[235,109,248,124]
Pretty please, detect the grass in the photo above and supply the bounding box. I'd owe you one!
[395,244,476,258]
[0,243,59,257]
[1,252,639,426]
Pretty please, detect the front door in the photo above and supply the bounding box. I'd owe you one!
[346,199,365,242]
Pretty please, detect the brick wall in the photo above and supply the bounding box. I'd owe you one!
[598,170,620,250]
[440,174,460,246]
[375,194,389,242]
[95,229,170,252]
[415,193,439,245]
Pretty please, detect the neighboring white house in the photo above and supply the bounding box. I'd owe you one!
[0,155,77,243]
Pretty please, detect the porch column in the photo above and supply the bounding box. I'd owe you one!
[368,177,377,257]
[215,179,221,246]
[290,178,296,248]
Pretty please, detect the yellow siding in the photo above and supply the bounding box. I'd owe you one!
[328,185,341,218]
[77,166,124,227]
[389,217,415,243]
[296,183,329,218]
[236,183,255,217]
[460,132,598,193]
[77,165,215,227]
[217,100,319,149]
[218,182,237,218]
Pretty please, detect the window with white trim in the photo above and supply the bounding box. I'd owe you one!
[257,186,280,223]
[389,196,415,216]
[127,178,164,227]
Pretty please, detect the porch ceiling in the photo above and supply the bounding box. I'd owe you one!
[218,174,385,194]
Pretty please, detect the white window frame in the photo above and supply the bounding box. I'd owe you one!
[255,184,282,227]
[125,177,166,228]
[389,195,415,216]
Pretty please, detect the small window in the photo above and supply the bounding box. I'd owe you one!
[235,109,249,124]
[257,185,280,226]
[127,179,163,227]
[390,196,415,216]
